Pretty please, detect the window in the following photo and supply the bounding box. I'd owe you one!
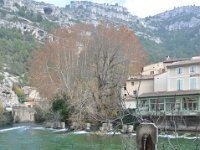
[165,98,181,111]
[124,86,126,90]
[176,67,183,74]
[150,71,154,75]
[177,79,183,90]
[139,99,149,111]
[131,82,134,86]
[190,78,197,89]
[150,98,164,111]
[190,66,197,73]
[182,97,198,111]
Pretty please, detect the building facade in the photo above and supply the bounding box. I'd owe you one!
[136,56,200,116]
[123,56,200,130]
[123,57,200,114]
[122,75,154,109]
[122,60,177,109]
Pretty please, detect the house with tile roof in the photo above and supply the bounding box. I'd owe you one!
[123,56,200,130]
[138,56,200,115]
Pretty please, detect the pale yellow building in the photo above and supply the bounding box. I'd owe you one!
[122,56,200,131]
[123,57,189,109]
[123,62,167,109]
[136,56,200,117]
[122,75,154,108]
[167,56,200,91]
[142,62,166,76]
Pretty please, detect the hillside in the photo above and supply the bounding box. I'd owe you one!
[141,6,200,61]
[0,0,200,76]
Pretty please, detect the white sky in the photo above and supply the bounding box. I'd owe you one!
[124,0,200,18]
[35,0,200,18]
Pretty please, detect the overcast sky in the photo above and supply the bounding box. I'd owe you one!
[35,0,200,18]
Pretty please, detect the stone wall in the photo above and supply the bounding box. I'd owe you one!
[12,105,36,122]
[144,116,200,131]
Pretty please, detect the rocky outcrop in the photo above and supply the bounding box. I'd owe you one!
[0,111,13,126]
[45,121,65,129]
[0,71,19,109]
[1,0,200,68]
[145,6,200,31]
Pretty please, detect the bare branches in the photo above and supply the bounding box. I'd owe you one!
[29,23,147,124]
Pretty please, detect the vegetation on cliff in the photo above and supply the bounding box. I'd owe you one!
[0,27,37,75]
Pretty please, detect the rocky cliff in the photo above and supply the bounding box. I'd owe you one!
[1,0,200,66]
[0,69,19,109]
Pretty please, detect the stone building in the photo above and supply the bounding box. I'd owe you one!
[123,56,200,130]
[12,105,35,122]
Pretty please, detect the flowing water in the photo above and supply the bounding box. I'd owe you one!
[0,124,199,150]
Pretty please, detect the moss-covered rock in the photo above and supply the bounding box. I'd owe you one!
[0,112,13,127]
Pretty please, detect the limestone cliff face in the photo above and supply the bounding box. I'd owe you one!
[145,6,200,31]
[1,0,200,64]
[0,71,19,109]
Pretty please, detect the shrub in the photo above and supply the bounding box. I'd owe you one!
[52,93,72,125]
[12,84,26,103]
[0,102,4,113]
[34,105,46,123]
[0,111,13,127]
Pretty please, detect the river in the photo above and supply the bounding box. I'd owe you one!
[0,124,199,150]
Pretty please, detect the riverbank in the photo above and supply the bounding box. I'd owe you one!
[1,123,199,139]
[0,124,199,150]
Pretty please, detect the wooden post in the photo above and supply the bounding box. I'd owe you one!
[136,123,158,150]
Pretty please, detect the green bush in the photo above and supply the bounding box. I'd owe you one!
[0,27,37,75]
[0,102,4,113]
[52,93,72,125]
[12,84,26,103]
[34,106,46,123]
[14,86,24,96]
[0,74,4,81]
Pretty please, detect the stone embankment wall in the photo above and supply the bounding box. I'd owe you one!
[12,105,36,122]
[45,122,65,129]
[144,116,200,131]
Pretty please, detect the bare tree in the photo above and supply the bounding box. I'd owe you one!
[29,23,147,125]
